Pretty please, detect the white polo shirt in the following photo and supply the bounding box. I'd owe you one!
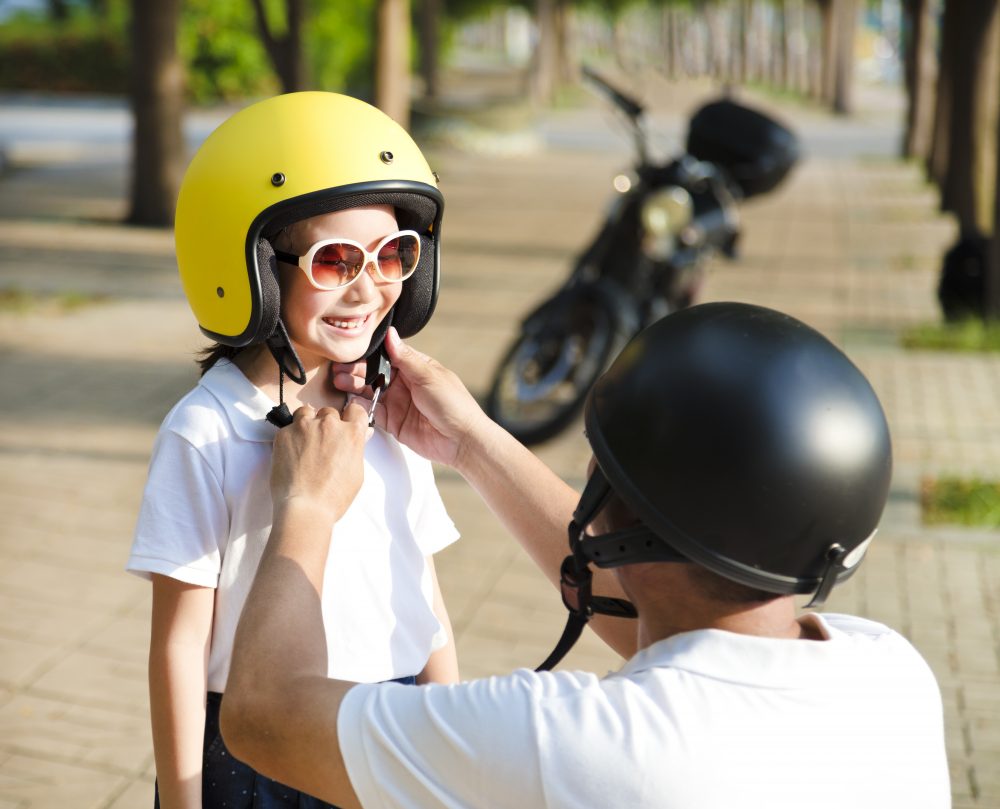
[128,360,459,688]
[338,613,949,808]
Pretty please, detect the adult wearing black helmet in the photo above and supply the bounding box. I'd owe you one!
[224,303,949,809]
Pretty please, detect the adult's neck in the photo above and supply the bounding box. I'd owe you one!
[620,564,825,650]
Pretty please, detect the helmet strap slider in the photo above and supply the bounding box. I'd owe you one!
[364,348,393,428]
[535,518,639,673]
[266,368,294,428]
[805,543,848,610]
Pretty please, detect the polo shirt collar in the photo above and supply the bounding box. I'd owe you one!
[198,360,279,442]
[616,614,858,689]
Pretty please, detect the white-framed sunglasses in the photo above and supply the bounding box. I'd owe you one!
[274,229,421,291]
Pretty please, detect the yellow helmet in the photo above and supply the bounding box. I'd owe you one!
[175,91,443,382]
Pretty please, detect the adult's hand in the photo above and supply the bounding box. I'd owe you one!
[270,401,370,524]
[349,328,498,471]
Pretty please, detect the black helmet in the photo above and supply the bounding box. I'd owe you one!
[538,302,892,670]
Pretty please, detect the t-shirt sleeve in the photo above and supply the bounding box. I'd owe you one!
[338,672,557,809]
[409,454,460,556]
[126,428,228,587]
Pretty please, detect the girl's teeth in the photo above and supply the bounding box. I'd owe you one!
[326,317,365,329]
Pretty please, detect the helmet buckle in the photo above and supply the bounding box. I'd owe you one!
[805,543,848,609]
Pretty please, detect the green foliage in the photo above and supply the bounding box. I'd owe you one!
[0,13,128,93]
[180,0,378,101]
[0,0,380,101]
[306,1,376,97]
[901,319,1000,353]
[921,476,1000,528]
[180,0,277,102]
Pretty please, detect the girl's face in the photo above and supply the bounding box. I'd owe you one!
[277,205,404,368]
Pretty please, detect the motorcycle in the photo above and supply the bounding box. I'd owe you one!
[485,66,799,445]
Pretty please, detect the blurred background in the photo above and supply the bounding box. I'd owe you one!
[1,0,998,318]
[1,2,999,808]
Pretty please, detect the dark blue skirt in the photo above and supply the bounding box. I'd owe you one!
[156,681,415,808]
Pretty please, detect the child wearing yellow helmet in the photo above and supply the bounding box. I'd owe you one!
[127,92,457,809]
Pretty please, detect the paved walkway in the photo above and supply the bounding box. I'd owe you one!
[0,72,998,808]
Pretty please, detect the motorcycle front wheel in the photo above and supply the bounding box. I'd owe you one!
[485,292,627,446]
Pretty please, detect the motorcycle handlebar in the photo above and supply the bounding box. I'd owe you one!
[581,65,644,121]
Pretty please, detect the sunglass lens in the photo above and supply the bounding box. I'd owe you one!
[377,234,420,281]
[312,243,363,288]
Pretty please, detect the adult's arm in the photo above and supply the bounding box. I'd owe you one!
[354,329,637,659]
[149,575,215,809]
[221,403,369,808]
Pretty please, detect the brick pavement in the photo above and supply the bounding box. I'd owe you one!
[0,76,998,807]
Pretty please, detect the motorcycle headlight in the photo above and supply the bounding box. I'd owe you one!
[640,186,694,237]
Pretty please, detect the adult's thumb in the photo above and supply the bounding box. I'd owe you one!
[385,327,434,382]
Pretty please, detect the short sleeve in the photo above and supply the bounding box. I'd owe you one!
[126,429,229,587]
[339,671,564,809]
[410,455,460,556]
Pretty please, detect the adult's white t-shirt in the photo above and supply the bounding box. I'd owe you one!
[127,360,459,689]
[338,613,950,808]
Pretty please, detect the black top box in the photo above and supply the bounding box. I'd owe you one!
[686,99,800,199]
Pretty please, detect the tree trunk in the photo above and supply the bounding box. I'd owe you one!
[775,0,790,88]
[902,0,938,159]
[793,0,811,93]
[555,0,575,85]
[738,0,751,83]
[418,0,442,100]
[250,0,307,93]
[375,0,411,127]
[974,7,1000,234]
[531,0,558,104]
[127,0,184,227]
[927,0,960,190]
[807,1,825,97]
[818,0,838,104]
[989,115,1000,319]
[941,0,999,230]
[705,4,728,80]
[661,7,675,78]
[832,0,856,114]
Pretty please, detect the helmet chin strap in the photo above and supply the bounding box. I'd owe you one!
[362,310,395,427]
[265,310,396,429]
[265,319,306,428]
[536,470,638,672]
[535,467,693,672]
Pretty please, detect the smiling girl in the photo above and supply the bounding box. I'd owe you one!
[127,93,459,809]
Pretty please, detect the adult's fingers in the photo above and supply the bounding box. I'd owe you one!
[330,361,368,395]
[341,395,371,425]
[384,327,436,384]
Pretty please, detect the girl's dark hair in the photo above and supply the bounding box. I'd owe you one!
[197,343,247,375]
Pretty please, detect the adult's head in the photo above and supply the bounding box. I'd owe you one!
[174,91,443,383]
[540,302,892,669]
